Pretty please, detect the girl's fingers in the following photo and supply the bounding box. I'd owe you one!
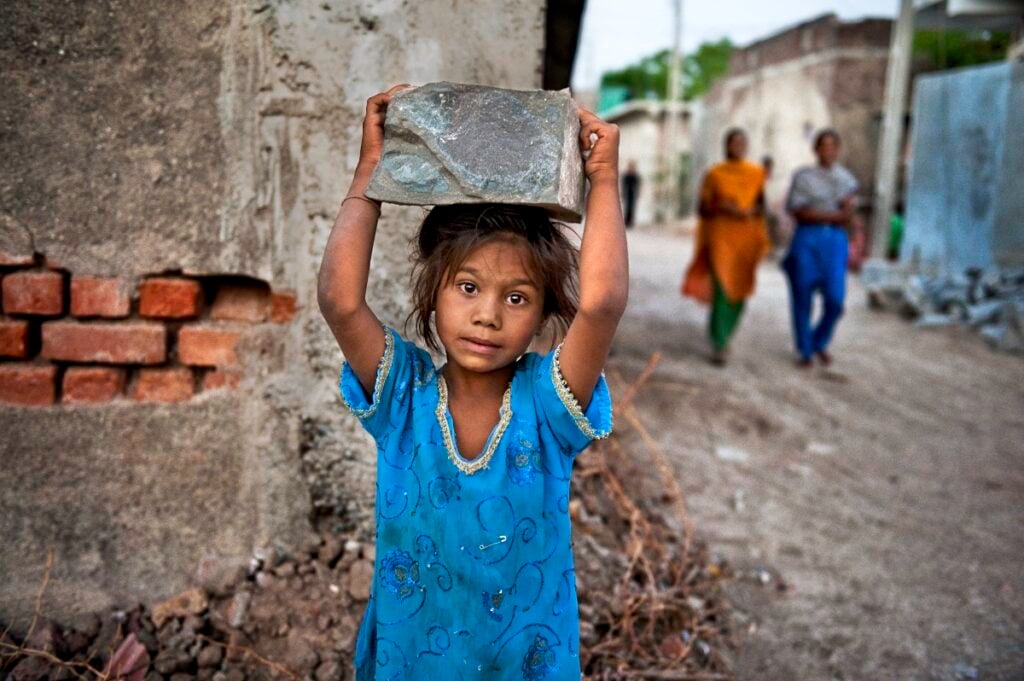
[385,83,412,96]
[579,123,609,150]
[580,121,602,146]
[366,84,412,113]
[365,94,388,115]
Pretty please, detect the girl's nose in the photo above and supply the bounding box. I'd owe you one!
[471,298,501,328]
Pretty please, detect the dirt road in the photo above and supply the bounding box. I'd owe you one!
[608,230,1024,680]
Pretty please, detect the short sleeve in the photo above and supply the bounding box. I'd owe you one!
[339,327,417,441]
[840,167,860,198]
[785,169,812,213]
[534,345,613,457]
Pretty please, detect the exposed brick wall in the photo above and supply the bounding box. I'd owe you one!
[63,366,125,404]
[0,364,57,406]
[133,367,195,403]
[139,278,203,319]
[210,282,271,322]
[0,255,298,407]
[42,322,168,364]
[178,326,241,367]
[70,276,131,318]
[2,270,65,316]
[0,319,30,358]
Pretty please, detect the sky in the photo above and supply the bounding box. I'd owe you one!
[571,0,901,90]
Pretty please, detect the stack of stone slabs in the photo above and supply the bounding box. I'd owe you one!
[366,82,586,222]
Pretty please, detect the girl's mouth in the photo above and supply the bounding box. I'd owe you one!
[461,336,501,354]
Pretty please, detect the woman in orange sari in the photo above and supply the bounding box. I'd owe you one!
[681,128,770,365]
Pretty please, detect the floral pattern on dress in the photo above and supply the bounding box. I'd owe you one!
[380,549,420,601]
[522,635,557,680]
[339,329,613,680]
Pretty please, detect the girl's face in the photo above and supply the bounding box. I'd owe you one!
[435,237,545,374]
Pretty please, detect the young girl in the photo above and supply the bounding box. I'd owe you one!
[317,84,628,680]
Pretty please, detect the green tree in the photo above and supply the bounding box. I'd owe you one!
[600,48,671,101]
[913,29,1012,71]
[599,39,733,103]
[683,39,733,100]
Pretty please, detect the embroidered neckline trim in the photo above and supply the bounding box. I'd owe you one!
[551,343,612,440]
[435,375,513,476]
[340,327,395,419]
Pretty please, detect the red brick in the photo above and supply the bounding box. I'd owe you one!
[71,276,131,318]
[0,363,56,406]
[133,367,194,403]
[63,366,125,404]
[210,283,270,323]
[139,278,201,319]
[0,250,34,266]
[177,326,240,367]
[270,290,298,324]
[2,271,64,315]
[0,318,30,358]
[41,321,166,364]
[203,368,242,391]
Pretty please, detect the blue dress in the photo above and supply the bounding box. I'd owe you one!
[339,328,613,680]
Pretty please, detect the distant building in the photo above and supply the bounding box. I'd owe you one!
[604,100,693,226]
[691,13,893,225]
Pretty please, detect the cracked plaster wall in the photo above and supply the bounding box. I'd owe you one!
[0,0,546,625]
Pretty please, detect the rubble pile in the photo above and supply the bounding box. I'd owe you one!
[863,262,1024,353]
[1,533,370,681]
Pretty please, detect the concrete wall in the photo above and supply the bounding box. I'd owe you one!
[0,0,545,626]
[690,15,890,227]
[607,102,692,226]
[902,61,1024,275]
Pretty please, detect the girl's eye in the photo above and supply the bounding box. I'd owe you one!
[507,293,527,305]
[458,282,477,294]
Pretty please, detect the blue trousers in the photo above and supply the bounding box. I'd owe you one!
[782,225,848,360]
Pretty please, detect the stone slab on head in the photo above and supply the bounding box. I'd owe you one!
[366,82,586,222]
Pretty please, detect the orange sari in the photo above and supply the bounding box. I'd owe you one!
[681,160,770,304]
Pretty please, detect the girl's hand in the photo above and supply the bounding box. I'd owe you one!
[578,108,620,183]
[357,84,411,172]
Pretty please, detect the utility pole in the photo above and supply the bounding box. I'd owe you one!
[659,0,684,223]
[870,0,915,258]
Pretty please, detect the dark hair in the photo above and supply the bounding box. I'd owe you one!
[409,204,579,353]
[723,127,746,152]
[814,128,841,149]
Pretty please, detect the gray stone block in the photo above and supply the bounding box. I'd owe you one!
[366,82,585,222]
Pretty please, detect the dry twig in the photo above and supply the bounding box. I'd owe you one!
[574,354,734,679]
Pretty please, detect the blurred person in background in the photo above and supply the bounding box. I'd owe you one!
[622,160,641,228]
[681,128,770,366]
[783,128,858,368]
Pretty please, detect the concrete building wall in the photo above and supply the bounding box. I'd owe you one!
[0,0,546,626]
[690,15,890,227]
[902,61,1024,275]
[607,103,692,226]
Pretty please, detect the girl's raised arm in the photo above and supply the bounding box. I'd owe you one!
[558,108,630,408]
[317,85,409,395]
